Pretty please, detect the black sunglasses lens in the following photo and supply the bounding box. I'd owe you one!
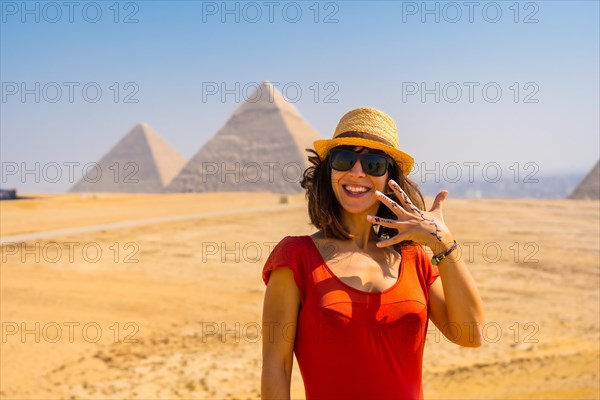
[330,150,357,172]
[361,154,389,176]
[330,150,390,176]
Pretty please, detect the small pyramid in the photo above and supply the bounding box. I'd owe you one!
[569,160,600,199]
[70,123,186,193]
[166,81,321,193]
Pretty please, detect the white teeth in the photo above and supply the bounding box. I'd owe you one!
[344,185,369,193]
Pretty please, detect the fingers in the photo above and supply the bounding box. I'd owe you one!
[366,215,413,247]
[374,190,411,216]
[367,215,410,228]
[430,190,449,212]
[388,180,418,213]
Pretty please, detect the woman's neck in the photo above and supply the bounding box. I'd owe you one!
[341,208,378,250]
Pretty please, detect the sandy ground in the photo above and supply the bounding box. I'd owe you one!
[1,193,599,399]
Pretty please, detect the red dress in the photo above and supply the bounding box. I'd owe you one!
[262,236,440,400]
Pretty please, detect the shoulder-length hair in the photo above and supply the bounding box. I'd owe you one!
[300,147,426,242]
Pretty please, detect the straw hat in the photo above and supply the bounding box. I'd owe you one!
[313,107,414,175]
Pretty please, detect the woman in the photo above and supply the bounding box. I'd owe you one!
[261,108,485,399]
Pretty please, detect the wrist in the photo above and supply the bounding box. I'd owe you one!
[429,235,455,254]
[431,240,458,265]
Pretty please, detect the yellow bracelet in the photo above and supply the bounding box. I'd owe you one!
[431,241,458,265]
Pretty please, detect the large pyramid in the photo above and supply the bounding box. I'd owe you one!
[70,123,186,193]
[569,160,600,199]
[166,81,321,193]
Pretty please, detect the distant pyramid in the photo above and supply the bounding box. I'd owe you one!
[569,160,600,199]
[166,81,321,193]
[70,123,186,193]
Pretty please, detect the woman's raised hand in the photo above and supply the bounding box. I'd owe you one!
[367,180,454,252]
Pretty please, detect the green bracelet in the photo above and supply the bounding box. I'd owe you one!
[431,241,458,265]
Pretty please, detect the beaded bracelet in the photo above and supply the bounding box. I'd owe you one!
[431,240,458,265]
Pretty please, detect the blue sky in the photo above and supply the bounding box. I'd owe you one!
[1,0,599,192]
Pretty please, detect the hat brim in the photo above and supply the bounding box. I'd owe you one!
[314,138,414,176]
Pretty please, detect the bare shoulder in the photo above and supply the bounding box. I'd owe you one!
[310,230,325,241]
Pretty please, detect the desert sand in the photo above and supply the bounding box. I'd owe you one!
[1,193,599,399]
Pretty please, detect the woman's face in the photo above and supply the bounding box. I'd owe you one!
[330,146,390,216]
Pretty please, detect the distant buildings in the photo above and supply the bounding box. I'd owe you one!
[0,188,17,200]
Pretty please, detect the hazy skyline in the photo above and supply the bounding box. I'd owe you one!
[1,0,598,193]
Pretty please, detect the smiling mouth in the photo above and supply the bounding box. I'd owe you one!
[343,184,370,195]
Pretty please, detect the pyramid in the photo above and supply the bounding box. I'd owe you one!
[166,81,321,193]
[70,123,186,193]
[569,160,600,199]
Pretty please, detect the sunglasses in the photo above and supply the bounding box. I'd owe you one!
[329,149,392,177]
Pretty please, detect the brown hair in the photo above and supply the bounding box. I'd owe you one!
[300,147,426,241]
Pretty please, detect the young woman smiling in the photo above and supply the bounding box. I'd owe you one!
[261,107,485,400]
